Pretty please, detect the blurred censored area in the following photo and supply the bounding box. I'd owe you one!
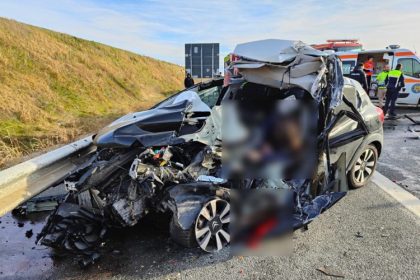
[230,189,294,256]
[222,82,318,255]
[218,39,347,255]
[223,82,318,183]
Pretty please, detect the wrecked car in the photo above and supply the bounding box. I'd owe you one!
[36,39,384,265]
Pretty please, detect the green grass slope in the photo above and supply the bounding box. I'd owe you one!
[0,18,184,168]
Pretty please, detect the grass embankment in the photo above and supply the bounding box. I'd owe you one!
[0,18,184,168]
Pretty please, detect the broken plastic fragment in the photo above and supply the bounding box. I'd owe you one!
[317,265,344,278]
[196,175,226,184]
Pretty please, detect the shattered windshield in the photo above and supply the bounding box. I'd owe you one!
[153,83,222,110]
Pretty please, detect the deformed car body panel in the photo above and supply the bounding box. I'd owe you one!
[94,91,212,148]
[231,39,344,107]
[35,39,383,265]
[232,39,325,64]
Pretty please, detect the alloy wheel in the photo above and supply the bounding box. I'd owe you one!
[195,198,230,252]
[353,148,376,184]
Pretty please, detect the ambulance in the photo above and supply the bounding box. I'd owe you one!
[337,45,420,106]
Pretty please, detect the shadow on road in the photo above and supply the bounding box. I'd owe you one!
[0,212,231,280]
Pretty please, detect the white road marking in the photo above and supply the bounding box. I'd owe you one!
[372,171,420,218]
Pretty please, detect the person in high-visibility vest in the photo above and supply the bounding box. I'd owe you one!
[363,56,374,90]
[383,64,405,117]
[375,65,390,108]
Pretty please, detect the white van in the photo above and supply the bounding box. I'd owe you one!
[338,46,420,105]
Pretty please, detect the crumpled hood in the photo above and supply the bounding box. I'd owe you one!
[94,91,211,148]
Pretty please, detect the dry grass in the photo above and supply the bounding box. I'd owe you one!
[0,17,184,169]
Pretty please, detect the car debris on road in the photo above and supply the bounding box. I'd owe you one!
[317,265,345,278]
[405,113,420,139]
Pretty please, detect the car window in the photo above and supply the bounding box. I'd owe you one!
[398,58,420,78]
[330,85,359,138]
[414,59,420,78]
[197,85,222,108]
[150,86,200,109]
[342,84,361,109]
[330,84,363,139]
[151,81,222,110]
[353,83,371,109]
[342,61,356,75]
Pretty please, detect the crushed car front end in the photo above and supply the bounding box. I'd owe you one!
[37,39,368,265]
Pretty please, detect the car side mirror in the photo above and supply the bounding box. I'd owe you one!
[402,87,406,92]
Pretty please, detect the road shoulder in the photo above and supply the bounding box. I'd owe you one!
[372,171,420,219]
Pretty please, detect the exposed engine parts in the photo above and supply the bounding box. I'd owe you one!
[36,143,226,264]
[35,39,358,268]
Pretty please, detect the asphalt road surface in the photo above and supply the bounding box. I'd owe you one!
[1,105,419,280]
[1,180,419,280]
[376,107,420,198]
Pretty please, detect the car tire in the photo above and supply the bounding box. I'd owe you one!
[348,144,378,188]
[169,198,231,252]
[169,216,196,248]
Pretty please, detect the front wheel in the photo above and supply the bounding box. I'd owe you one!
[169,198,230,252]
[348,144,378,188]
[195,199,230,252]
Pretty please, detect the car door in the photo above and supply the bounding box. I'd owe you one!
[329,84,367,167]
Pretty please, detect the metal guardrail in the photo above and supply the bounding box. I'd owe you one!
[0,136,94,216]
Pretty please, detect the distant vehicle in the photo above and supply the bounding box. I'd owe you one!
[337,45,420,106]
[312,39,363,52]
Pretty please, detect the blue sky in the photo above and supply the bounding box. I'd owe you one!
[1,0,419,66]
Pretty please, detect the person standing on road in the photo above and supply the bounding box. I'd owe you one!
[363,56,374,90]
[383,64,405,117]
[350,63,368,92]
[376,65,390,108]
[223,54,232,87]
[184,73,195,88]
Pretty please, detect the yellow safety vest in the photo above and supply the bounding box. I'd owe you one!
[376,71,388,89]
[388,69,402,78]
[386,69,403,89]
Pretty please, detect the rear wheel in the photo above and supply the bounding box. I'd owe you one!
[348,144,378,188]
